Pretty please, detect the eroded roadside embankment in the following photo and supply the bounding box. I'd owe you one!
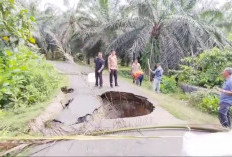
[28,86,74,134]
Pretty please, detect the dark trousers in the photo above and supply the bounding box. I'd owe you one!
[95,71,103,86]
[110,69,118,86]
[136,75,144,86]
[218,103,231,128]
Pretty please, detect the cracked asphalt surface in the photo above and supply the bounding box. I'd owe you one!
[31,61,190,156]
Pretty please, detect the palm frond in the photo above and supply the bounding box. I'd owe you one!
[103,17,147,31]
[183,0,197,11]
[83,35,102,51]
[106,26,145,53]
[159,27,185,69]
[44,29,74,62]
[126,26,152,58]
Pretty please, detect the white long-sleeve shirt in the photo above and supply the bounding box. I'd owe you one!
[150,66,163,80]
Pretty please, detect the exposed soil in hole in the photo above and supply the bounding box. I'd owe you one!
[101,91,154,118]
[74,91,155,124]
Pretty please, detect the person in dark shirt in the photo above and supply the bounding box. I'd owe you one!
[94,52,105,88]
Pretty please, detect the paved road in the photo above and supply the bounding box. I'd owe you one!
[31,61,188,156]
[52,61,102,125]
[52,61,183,125]
[31,129,190,156]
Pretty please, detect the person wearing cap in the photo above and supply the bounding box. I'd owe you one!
[108,50,119,88]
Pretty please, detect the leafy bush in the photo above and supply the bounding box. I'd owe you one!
[0,0,63,111]
[198,95,219,114]
[118,66,131,79]
[160,76,178,94]
[0,46,62,110]
[175,48,232,88]
[188,91,220,114]
[0,0,35,50]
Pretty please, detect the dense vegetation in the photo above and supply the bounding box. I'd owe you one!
[188,91,219,115]
[166,47,232,115]
[168,48,232,115]
[0,46,62,110]
[175,48,232,88]
[19,0,232,70]
[0,0,63,111]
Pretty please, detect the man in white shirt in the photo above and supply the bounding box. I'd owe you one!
[108,50,119,88]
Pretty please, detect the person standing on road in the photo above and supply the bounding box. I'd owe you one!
[131,59,141,83]
[149,63,163,93]
[94,52,105,88]
[217,68,232,128]
[108,50,119,88]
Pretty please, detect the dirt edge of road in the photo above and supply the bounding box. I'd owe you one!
[28,89,73,133]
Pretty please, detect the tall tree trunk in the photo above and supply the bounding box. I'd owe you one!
[149,38,153,63]
[149,38,154,82]
[154,39,160,63]
[121,57,125,66]
[87,57,90,65]
[133,52,135,61]
[126,58,130,67]
[52,51,55,60]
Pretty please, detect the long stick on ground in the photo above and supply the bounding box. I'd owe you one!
[148,59,151,82]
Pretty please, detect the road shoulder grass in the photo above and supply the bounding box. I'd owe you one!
[0,75,68,137]
[118,70,219,124]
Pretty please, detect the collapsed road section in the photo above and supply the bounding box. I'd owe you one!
[101,91,154,118]
[75,91,155,124]
[37,90,155,136]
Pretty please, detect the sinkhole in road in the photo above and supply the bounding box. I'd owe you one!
[101,91,155,118]
[76,91,155,124]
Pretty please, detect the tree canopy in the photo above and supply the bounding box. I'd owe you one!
[17,0,232,69]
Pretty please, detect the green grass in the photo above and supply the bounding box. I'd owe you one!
[0,74,68,137]
[118,66,219,124]
[151,92,218,124]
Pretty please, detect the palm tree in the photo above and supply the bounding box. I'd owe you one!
[106,0,231,69]
[19,0,78,62]
[212,1,232,34]
[73,0,127,60]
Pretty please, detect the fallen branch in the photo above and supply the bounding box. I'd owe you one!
[0,124,225,156]
[1,124,225,141]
